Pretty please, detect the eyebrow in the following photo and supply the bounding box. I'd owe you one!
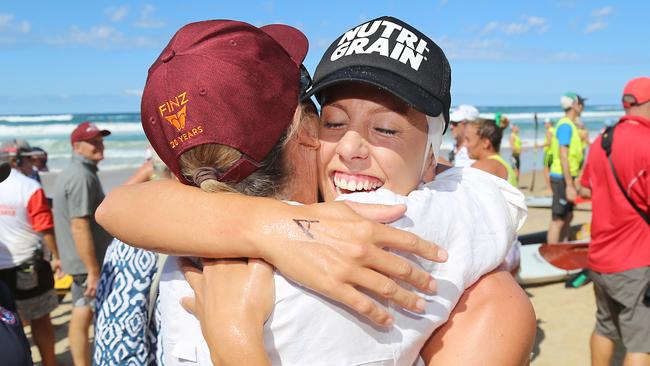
[324,102,409,117]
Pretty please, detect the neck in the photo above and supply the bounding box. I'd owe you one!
[565,109,578,122]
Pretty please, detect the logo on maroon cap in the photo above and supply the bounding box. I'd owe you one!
[157,90,205,150]
[159,91,189,131]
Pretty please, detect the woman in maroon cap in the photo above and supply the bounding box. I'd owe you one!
[98,18,535,366]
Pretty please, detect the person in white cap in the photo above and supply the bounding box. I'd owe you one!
[448,104,479,167]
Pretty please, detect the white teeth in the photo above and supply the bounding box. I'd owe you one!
[333,174,383,193]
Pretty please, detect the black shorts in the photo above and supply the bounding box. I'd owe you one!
[0,258,54,301]
[551,177,574,219]
[510,154,520,171]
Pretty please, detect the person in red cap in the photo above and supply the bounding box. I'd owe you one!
[578,77,650,366]
[52,121,113,366]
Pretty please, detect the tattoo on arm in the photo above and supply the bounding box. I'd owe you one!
[292,219,320,239]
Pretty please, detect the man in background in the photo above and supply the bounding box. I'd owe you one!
[53,122,113,366]
[0,140,61,366]
[547,92,586,243]
[448,104,479,167]
[579,77,650,366]
[0,161,33,365]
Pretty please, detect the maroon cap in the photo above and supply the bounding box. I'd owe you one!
[141,20,308,185]
[70,121,111,144]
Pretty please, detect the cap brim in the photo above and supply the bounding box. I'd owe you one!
[0,162,10,183]
[260,24,308,66]
[304,65,446,122]
[100,130,111,137]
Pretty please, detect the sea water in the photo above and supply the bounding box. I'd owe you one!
[0,105,624,173]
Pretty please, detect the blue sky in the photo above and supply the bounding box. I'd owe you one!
[0,0,647,114]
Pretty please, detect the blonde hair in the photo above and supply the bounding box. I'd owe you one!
[179,101,316,196]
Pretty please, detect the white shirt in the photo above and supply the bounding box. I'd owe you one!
[0,169,49,269]
[159,167,527,366]
[453,146,475,168]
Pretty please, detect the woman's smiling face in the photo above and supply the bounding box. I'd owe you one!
[317,83,430,201]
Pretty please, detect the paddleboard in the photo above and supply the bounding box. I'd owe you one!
[539,242,589,270]
[517,243,582,285]
[525,195,552,208]
[524,195,591,208]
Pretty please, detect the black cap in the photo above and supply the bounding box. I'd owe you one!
[0,162,10,183]
[304,16,452,131]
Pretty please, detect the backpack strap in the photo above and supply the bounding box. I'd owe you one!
[600,125,650,225]
[147,253,169,326]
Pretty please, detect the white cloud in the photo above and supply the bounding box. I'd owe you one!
[0,13,14,28]
[134,4,165,28]
[591,6,613,17]
[436,35,507,61]
[584,22,607,33]
[0,13,31,34]
[106,6,128,22]
[124,89,143,97]
[481,16,549,35]
[18,20,30,33]
[46,25,157,48]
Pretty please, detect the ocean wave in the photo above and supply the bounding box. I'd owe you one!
[0,122,144,137]
[480,110,624,121]
[0,114,74,123]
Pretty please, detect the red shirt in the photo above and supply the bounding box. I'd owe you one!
[580,115,650,273]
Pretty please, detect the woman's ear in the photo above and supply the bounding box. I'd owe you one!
[297,125,320,150]
[421,149,436,183]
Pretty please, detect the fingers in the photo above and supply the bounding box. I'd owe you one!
[365,249,436,294]
[343,201,406,223]
[330,284,393,327]
[178,257,202,289]
[373,225,447,263]
[352,267,426,313]
[248,259,274,276]
[180,296,195,315]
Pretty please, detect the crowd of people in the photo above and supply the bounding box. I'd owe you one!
[0,15,647,366]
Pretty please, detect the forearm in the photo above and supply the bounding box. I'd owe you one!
[559,147,574,187]
[40,229,59,259]
[578,186,591,198]
[97,179,287,258]
[122,161,153,185]
[70,218,99,274]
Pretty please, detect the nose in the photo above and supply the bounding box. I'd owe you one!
[335,130,369,163]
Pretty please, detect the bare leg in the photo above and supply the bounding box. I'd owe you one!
[69,306,93,366]
[30,313,58,366]
[591,331,615,366]
[543,167,551,192]
[559,212,573,242]
[623,352,650,366]
[547,219,564,244]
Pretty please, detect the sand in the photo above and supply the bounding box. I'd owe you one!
[27,168,609,366]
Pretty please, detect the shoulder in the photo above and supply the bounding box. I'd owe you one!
[472,159,506,179]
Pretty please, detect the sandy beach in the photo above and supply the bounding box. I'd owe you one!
[28,167,606,366]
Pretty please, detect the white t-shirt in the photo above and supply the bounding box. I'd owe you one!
[453,146,475,168]
[159,167,527,366]
[0,169,51,269]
